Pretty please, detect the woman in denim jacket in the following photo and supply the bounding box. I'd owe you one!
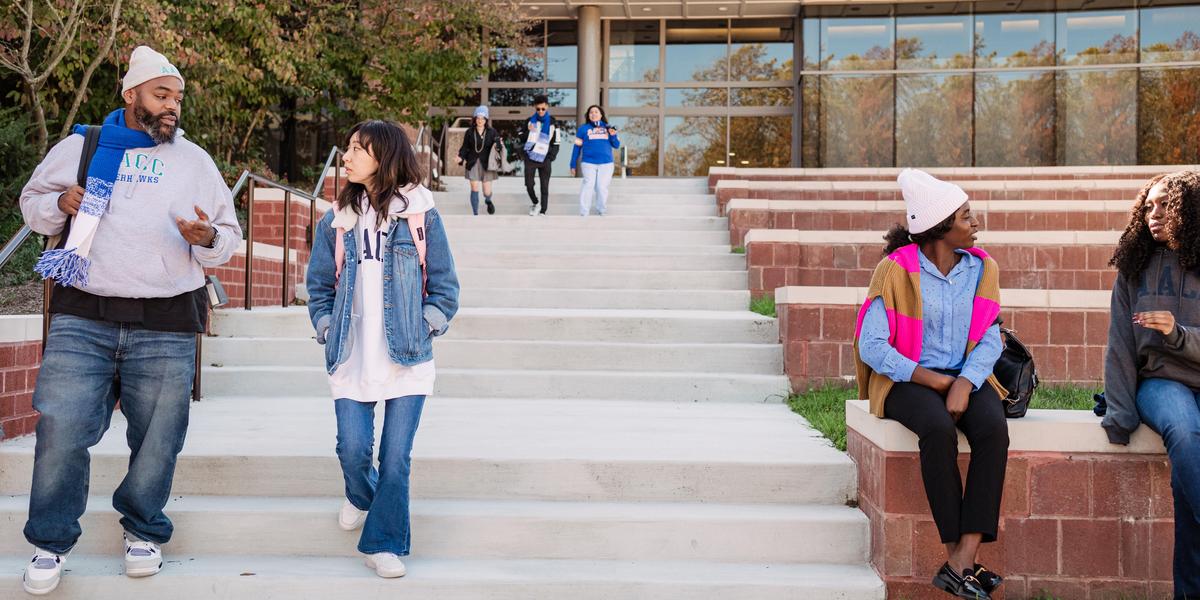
[306,120,459,579]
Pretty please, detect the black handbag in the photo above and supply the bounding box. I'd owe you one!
[993,325,1039,418]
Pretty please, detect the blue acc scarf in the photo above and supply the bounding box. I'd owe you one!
[524,111,554,163]
[35,109,158,287]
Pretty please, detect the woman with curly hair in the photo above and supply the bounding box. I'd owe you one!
[1102,170,1200,597]
[854,169,1008,599]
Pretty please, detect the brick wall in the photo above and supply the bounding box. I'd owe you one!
[706,166,1188,191]
[848,406,1173,600]
[0,340,40,439]
[776,303,1109,390]
[746,240,1119,296]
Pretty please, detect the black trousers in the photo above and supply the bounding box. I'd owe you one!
[524,158,551,211]
[883,381,1009,544]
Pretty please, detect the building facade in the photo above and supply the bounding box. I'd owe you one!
[458,0,1200,175]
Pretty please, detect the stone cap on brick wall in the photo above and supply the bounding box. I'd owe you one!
[775,286,1110,309]
[710,165,1199,178]
[0,315,43,342]
[726,199,1135,213]
[715,179,1147,192]
[847,399,1164,454]
[232,240,302,262]
[744,229,1120,246]
[251,186,333,212]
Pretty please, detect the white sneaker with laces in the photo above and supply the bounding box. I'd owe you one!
[22,548,65,595]
[338,499,367,531]
[123,532,162,578]
[365,552,407,578]
[528,203,540,216]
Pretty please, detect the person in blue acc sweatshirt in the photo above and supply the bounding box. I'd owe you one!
[569,105,621,217]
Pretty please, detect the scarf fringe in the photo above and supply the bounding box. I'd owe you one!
[35,248,91,288]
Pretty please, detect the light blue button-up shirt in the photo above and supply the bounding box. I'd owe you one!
[857,248,1003,389]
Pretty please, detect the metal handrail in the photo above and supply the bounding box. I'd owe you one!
[231,172,323,310]
[0,225,34,272]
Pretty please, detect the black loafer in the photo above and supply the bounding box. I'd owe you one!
[485,200,496,215]
[932,562,991,599]
[972,564,1003,593]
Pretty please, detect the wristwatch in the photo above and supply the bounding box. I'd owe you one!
[203,225,219,249]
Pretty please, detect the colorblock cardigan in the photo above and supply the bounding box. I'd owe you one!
[852,244,1007,417]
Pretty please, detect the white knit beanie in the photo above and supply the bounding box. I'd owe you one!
[121,46,184,93]
[897,169,968,234]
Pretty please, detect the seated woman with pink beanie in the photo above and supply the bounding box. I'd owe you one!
[853,169,1009,599]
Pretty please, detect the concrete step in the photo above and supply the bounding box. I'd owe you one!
[0,495,869,564]
[442,177,710,195]
[211,307,780,344]
[452,241,735,254]
[452,250,746,271]
[443,227,729,245]
[0,397,855,504]
[437,201,718,217]
[0,555,886,600]
[206,338,785,374]
[442,215,727,231]
[456,268,746,290]
[457,287,749,311]
[199,367,791,403]
[437,191,716,205]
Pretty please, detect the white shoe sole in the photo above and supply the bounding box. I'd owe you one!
[365,556,406,578]
[22,576,59,596]
[338,517,365,531]
[124,562,162,578]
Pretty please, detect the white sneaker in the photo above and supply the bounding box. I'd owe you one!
[365,552,407,578]
[123,532,162,578]
[528,203,539,216]
[338,499,367,531]
[22,549,65,595]
[537,211,547,217]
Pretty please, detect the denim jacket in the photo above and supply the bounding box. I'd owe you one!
[306,205,459,374]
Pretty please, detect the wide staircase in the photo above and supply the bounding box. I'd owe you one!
[0,176,884,598]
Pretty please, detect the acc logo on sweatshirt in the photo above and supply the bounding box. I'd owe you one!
[587,128,609,141]
[115,151,166,184]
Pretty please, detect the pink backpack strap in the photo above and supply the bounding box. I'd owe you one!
[406,211,429,297]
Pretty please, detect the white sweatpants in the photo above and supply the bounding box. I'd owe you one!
[578,162,614,216]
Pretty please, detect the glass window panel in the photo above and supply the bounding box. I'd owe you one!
[490,88,543,107]
[664,116,728,176]
[896,16,972,69]
[975,71,1055,166]
[974,13,1055,68]
[547,88,576,107]
[1056,68,1136,165]
[803,18,821,70]
[731,18,795,81]
[730,87,794,106]
[1056,9,1137,65]
[800,76,820,166]
[490,23,545,82]
[549,120,577,176]
[819,75,894,167]
[821,17,894,71]
[730,116,792,168]
[1140,67,1200,164]
[1141,6,1200,63]
[665,88,728,107]
[666,20,728,81]
[608,88,659,107]
[606,116,659,176]
[547,20,578,81]
[896,74,972,167]
[609,21,661,82]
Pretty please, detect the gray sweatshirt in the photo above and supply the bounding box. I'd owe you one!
[1103,247,1200,444]
[20,127,241,298]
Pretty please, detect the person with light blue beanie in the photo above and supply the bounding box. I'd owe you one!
[455,105,500,215]
[569,104,620,217]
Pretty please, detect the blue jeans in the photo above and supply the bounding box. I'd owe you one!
[334,396,425,556]
[1136,377,1200,597]
[24,314,195,554]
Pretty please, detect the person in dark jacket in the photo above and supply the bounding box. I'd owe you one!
[518,95,560,216]
[455,105,500,215]
[1103,170,1200,598]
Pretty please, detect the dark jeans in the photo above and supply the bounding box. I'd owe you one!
[1135,377,1200,598]
[24,314,195,554]
[884,381,1009,544]
[524,158,551,211]
[334,395,426,556]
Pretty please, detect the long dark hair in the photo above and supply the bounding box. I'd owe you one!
[337,120,423,226]
[882,213,957,255]
[1110,171,1200,281]
[584,104,608,126]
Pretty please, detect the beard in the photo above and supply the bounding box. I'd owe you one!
[133,102,178,144]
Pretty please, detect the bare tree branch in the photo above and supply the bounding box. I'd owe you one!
[59,0,124,139]
[20,0,33,68]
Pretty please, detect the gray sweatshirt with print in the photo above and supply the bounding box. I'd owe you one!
[19,128,241,299]
[1103,247,1200,444]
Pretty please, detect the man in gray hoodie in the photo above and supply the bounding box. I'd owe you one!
[1103,171,1200,598]
[17,46,240,594]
